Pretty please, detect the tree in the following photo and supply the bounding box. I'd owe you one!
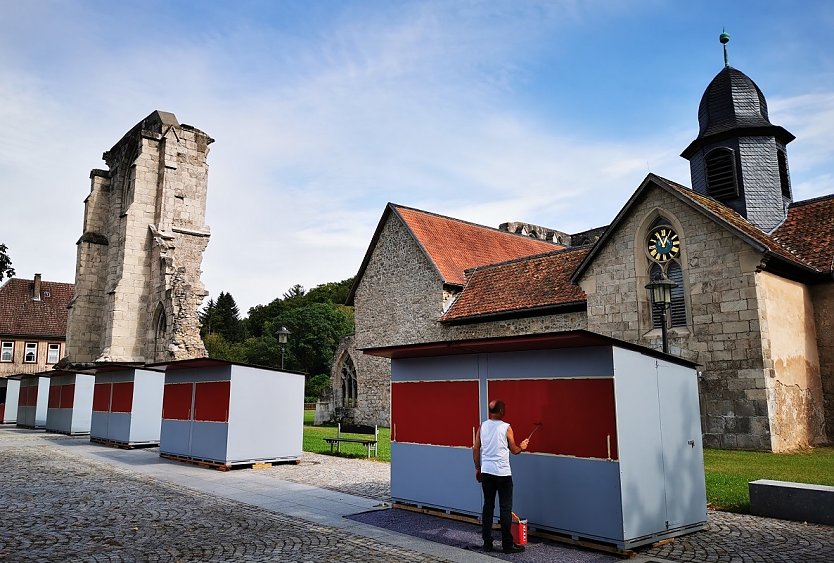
[276,302,354,375]
[0,243,15,280]
[304,277,354,305]
[214,292,245,342]
[283,284,306,301]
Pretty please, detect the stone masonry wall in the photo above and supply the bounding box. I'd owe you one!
[65,111,210,366]
[579,184,773,450]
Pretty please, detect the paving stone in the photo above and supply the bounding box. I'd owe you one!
[0,445,447,562]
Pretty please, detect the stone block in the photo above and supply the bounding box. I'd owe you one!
[749,480,834,525]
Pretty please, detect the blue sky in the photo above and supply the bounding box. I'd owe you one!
[2,1,833,312]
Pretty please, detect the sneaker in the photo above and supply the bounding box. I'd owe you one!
[502,544,525,553]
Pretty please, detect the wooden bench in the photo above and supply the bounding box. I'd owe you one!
[323,423,379,458]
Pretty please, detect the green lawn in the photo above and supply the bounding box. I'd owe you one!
[303,423,392,462]
[704,447,834,512]
[303,409,315,425]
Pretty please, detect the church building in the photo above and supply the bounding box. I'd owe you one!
[333,44,833,452]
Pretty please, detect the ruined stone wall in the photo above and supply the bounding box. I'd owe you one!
[578,185,773,450]
[756,272,827,450]
[65,111,210,366]
[811,283,834,444]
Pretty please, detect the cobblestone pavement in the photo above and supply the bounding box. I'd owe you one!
[0,445,447,563]
[638,510,834,562]
[262,452,391,502]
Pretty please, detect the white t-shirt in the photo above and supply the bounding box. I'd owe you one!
[480,419,511,476]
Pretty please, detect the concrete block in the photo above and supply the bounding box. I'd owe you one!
[749,480,834,525]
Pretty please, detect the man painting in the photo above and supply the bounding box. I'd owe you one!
[473,399,529,553]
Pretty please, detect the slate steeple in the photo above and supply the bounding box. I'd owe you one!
[682,32,795,233]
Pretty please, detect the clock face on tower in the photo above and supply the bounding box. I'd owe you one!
[647,226,680,263]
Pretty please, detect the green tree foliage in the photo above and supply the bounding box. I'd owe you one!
[305,374,330,402]
[0,243,15,280]
[278,302,354,375]
[199,292,246,342]
[201,281,355,401]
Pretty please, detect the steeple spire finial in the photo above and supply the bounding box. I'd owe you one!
[720,28,730,68]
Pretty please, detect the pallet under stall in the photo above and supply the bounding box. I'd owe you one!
[364,330,708,552]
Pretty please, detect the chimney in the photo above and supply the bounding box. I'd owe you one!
[33,273,42,301]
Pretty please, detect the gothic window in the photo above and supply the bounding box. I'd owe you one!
[647,217,687,329]
[704,147,738,200]
[777,149,791,199]
[340,355,358,408]
[153,304,167,358]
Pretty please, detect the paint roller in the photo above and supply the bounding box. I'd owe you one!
[524,422,543,443]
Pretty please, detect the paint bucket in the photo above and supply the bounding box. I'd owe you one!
[511,512,528,545]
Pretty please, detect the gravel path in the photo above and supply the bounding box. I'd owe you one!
[261,451,392,501]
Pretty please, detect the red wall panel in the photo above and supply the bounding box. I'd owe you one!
[193,381,230,422]
[60,384,75,409]
[48,385,60,409]
[93,383,112,412]
[162,383,193,420]
[0,404,4,420]
[392,380,480,447]
[26,385,37,407]
[21,386,30,407]
[487,379,617,459]
[110,382,134,413]
[488,378,618,460]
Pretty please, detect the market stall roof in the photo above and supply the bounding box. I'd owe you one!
[361,329,699,368]
[146,357,306,376]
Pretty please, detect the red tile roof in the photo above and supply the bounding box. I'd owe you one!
[0,278,74,339]
[393,205,562,286]
[440,247,589,322]
[771,195,834,273]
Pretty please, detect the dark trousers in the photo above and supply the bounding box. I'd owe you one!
[481,473,514,548]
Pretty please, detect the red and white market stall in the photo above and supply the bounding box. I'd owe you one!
[13,372,51,429]
[150,358,304,468]
[45,370,95,435]
[89,365,165,447]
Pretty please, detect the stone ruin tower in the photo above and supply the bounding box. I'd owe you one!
[64,111,212,366]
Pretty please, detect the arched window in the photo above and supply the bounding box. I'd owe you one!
[649,262,687,328]
[153,303,167,359]
[704,147,738,200]
[647,217,687,329]
[340,355,358,408]
[777,149,791,199]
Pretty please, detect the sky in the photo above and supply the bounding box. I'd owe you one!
[2,0,833,313]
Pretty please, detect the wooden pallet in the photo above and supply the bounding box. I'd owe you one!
[160,453,301,472]
[90,437,159,450]
[393,501,634,556]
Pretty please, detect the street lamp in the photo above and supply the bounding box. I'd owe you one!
[276,326,291,370]
[645,274,677,354]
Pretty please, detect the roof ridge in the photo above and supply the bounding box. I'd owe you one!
[464,245,590,276]
[788,193,834,208]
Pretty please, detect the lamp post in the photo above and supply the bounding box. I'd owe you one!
[276,326,291,370]
[645,274,677,354]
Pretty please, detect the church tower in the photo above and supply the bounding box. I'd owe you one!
[64,111,212,366]
[682,32,795,232]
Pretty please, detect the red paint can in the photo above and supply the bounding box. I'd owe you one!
[511,512,528,545]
